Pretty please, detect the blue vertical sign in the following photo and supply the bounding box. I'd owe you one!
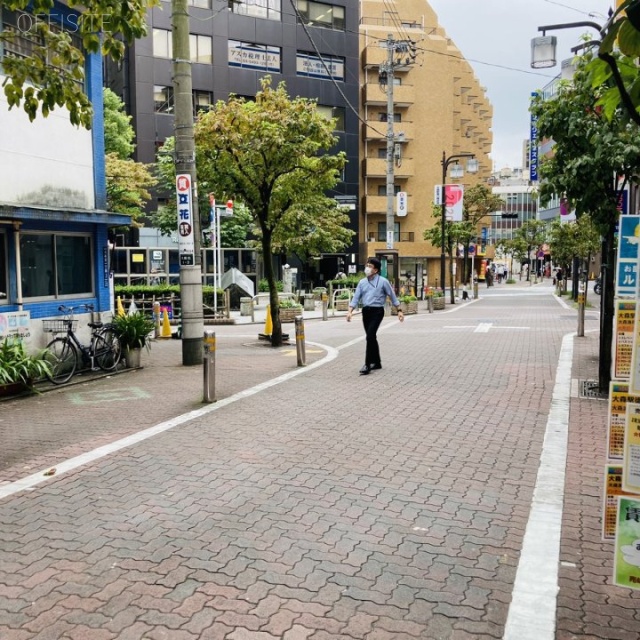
[530,92,539,182]
[616,215,640,298]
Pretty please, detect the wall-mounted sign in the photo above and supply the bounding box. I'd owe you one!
[176,174,195,266]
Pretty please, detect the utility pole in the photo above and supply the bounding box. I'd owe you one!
[379,35,416,283]
[172,0,204,366]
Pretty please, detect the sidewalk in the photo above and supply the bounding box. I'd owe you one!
[1,284,637,640]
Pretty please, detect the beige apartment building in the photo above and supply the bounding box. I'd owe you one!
[360,0,493,293]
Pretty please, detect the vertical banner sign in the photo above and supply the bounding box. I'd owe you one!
[603,465,635,540]
[630,301,640,394]
[616,214,640,298]
[624,403,640,494]
[614,496,640,590]
[530,92,539,182]
[608,382,636,461]
[614,301,635,380]
[176,174,195,266]
[396,191,408,217]
[444,184,464,222]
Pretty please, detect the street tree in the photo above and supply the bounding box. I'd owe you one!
[496,237,528,281]
[514,220,547,281]
[424,184,503,299]
[103,89,156,224]
[0,0,155,127]
[194,77,350,346]
[530,49,640,390]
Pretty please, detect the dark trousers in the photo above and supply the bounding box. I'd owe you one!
[362,306,385,366]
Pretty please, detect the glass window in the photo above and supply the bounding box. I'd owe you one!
[193,90,213,115]
[0,232,7,303]
[377,185,400,196]
[296,51,345,81]
[378,112,401,122]
[154,85,174,113]
[189,0,211,7]
[297,0,345,30]
[190,34,212,64]
[230,0,281,21]
[378,221,399,241]
[20,233,92,299]
[316,105,345,131]
[153,28,172,58]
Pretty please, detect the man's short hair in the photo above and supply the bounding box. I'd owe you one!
[368,257,381,271]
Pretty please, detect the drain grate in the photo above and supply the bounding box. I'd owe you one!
[580,380,608,400]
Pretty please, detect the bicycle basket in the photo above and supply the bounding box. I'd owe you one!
[42,319,77,333]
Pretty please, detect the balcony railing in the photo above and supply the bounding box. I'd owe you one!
[366,232,415,243]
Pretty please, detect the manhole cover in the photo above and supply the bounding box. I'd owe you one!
[580,380,608,400]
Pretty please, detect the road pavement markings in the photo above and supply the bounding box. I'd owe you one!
[0,341,338,502]
[69,387,150,405]
[443,324,530,332]
[503,331,574,640]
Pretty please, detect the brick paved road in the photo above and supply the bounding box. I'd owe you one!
[1,284,639,639]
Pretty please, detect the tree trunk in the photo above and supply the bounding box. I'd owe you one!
[599,231,615,392]
[261,232,283,347]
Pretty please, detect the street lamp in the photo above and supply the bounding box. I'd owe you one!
[531,18,640,127]
[440,151,478,303]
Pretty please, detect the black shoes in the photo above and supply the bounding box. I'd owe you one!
[359,363,382,375]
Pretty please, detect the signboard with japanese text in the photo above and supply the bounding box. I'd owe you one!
[444,184,463,222]
[614,496,640,590]
[630,301,640,395]
[616,215,640,298]
[0,311,30,339]
[530,92,539,182]
[609,383,638,460]
[624,403,640,494]
[176,174,195,266]
[615,301,636,380]
[396,191,407,217]
[296,53,345,80]
[604,465,635,539]
[228,40,281,72]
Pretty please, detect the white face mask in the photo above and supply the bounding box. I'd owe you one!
[364,266,373,277]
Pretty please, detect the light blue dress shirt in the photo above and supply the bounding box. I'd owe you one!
[349,275,400,309]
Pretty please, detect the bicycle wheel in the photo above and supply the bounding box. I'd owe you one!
[44,338,78,384]
[93,328,121,371]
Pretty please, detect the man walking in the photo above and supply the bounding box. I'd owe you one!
[347,258,404,375]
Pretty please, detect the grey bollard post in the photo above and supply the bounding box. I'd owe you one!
[203,331,216,402]
[577,279,586,337]
[428,296,433,313]
[294,316,306,366]
[322,293,328,321]
[153,301,161,338]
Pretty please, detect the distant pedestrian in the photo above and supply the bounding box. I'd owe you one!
[347,257,404,375]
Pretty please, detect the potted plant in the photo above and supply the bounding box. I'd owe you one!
[425,287,445,310]
[0,337,51,396]
[392,294,418,315]
[278,298,303,323]
[335,290,351,311]
[111,312,156,368]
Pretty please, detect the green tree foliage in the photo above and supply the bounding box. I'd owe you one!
[547,215,600,278]
[424,184,503,299]
[530,49,640,389]
[103,89,135,159]
[194,77,350,346]
[103,88,156,222]
[496,237,528,281]
[0,0,156,128]
[154,136,253,246]
[513,220,547,281]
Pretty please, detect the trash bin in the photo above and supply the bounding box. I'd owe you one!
[303,294,315,311]
[240,297,253,316]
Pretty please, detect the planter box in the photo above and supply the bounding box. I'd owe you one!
[279,307,303,323]
[429,296,445,310]
[335,299,350,311]
[392,301,418,315]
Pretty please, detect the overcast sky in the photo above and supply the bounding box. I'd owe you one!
[427,0,614,171]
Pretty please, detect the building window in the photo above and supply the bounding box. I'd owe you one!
[316,105,345,131]
[378,112,401,122]
[229,0,281,21]
[377,147,386,159]
[153,28,172,59]
[296,51,344,81]
[189,0,211,7]
[378,221,399,241]
[193,90,213,115]
[1,9,85,89]
[377,185,400,196]
[228,40,281,72]
[20,233,93,299]
[190,34,212,64]
[0,232,7,304]
[154,85,174,113]
[296,0,345,30]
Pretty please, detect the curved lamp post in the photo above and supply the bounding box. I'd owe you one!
[441,151,478,303]
[531,19,640,127]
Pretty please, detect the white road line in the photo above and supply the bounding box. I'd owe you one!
[0,341,338,501]
[503,331,574,640]
[474,322,493,332]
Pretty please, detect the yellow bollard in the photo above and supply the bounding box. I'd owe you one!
[264,304,273,336]
[161,309,172,338]
[116,296,125,317]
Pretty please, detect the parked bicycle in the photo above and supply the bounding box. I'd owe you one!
[43,304,122,384]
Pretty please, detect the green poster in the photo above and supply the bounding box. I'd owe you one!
[614,496,640,590]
